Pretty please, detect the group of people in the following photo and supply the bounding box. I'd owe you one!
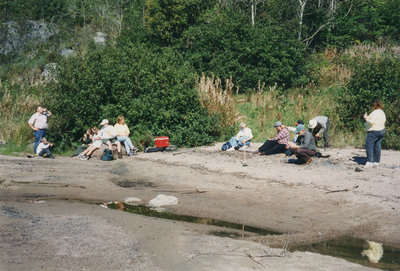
[28,99,386,166]
[223,99,386,167]
[74,116,138,160]
[27,106,137,160]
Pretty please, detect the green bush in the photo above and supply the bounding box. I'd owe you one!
[339,54,400,149]
[46,44,227,149]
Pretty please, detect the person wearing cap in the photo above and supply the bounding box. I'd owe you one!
[226,122,253,151]
[99,119,123,158]
[257,121,289,155]
[308,116,330,148]
[28,106,52,154]
[286,124,317,164]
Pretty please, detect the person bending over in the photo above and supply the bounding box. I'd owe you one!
[257,121,289,155]
[308,116,330,148]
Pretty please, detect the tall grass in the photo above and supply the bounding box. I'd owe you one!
[198,74,239,127]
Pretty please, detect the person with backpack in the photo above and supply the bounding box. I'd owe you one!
[222,123,253,151]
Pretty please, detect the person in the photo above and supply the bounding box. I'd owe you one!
[36,137,55,158]
[224,122,253,151]
[115,116,137,156]
[257,121,289,155]
[28,106,52,154]
[284,120,304,156]
[363,99,386,168]
[286,124,317,164]
[72,129,93,157]
[308,116,330,148]
[78,127,102,160]
[99,119,123,158]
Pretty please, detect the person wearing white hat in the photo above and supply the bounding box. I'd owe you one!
[308,116,330,148]
[222,122,253,151]
[100,119,123,158]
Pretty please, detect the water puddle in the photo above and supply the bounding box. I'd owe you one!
[292,237,400,270]
[107,202,280,236]
[107,202,400,270]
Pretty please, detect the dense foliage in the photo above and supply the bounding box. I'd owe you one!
[47,44,224,148]
[339,53,400,148]
[1,0,400,150]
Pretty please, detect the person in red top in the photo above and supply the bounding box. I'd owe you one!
[257,121,289,155]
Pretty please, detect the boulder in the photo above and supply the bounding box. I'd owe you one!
[42,63,57,81]
[93,32,107,45]
[91,146,127,160]
[60,48,74,57]
[0,20,56,55]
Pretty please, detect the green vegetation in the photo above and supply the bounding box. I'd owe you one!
[1,0,400,152]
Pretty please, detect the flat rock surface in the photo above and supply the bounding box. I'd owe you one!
[1,144,399,270]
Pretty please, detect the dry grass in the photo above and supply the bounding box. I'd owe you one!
[198,74,239,127]
[0,81,40,144]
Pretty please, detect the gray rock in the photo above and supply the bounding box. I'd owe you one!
[93,32,107,45]
[42,63,57,81]
[0,140,7,146]
[0,20,56,55]
[60,48,74,57]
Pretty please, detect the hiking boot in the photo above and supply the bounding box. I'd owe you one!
[48,154,55,159]
[304,157,312,165]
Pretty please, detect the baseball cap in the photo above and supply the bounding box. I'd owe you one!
[295,119,304,125]
[295,124,305,134]
[273,121,282,128]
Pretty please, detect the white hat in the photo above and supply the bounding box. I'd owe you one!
[308,119,317,129]
[100,119,109,126]
[239,122,246,128]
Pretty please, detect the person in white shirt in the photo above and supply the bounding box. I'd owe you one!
[100,119,122,158]
[224,122,253,151]
[36,137,54,158]
[28,106,52,154]
[363,99,386,167]
[77,127,102,160]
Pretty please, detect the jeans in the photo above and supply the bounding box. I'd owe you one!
[229,136,251,149]
[33,129,46,154]
[117,136,135,152]
[365,129,385,163]
[258,140,286,155]
[38,148,51,157]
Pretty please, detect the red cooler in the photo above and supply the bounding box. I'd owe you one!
[155,136,169,148]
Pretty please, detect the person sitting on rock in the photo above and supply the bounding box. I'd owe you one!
[72,128,93,157]
[78,127,102,160]
[308,116,330,148]
[286,124,317,164]
[223,122,253,151]
[257,121,289,155]
[115,116,138,156]
[100,119,122,158]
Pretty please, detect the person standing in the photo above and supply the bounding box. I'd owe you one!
[257,121,289,155]
[286,124,317,164]
[308,116,330,148]
[363,99,386,168]
[28,106,52,154]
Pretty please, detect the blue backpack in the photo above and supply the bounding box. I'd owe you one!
[221,142,232,151]
[101,149,113,161]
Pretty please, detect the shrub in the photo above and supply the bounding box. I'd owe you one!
[46,44,226,149]
[339,53,400,149]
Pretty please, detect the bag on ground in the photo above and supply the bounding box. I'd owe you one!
[101,149,113,161]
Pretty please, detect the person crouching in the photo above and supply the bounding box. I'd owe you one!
[286,124,316,164]
[36,137,55,158]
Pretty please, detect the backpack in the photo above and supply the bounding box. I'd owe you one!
[101,149,113,161]
[221,142,232,151]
